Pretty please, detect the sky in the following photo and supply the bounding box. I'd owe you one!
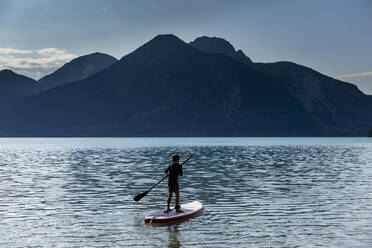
[0,0,371,94]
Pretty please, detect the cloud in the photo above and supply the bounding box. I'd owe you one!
[337,71,372,79]
[0,47,77,79]
[36,47,68,56]
[0,47,33,55]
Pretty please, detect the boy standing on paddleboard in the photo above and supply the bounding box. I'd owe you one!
[165,154,183,213]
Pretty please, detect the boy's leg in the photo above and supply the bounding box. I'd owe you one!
[175,190,183,212]
[166,191,172,212]
[175,190,179,206]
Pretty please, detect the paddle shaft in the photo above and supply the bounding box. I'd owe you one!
[147,155,193,193]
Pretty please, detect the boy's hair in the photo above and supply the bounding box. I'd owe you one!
[172,154,180,162]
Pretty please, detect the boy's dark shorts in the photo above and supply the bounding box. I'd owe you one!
[168,184,179,192]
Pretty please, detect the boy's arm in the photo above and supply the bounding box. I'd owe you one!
[179,165,183,176]
[165,165,170,175]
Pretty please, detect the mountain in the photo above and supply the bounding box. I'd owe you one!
[2,34,371,136]
[254,61,372,135]
[38,52,117,90]
[6,34,317,136]
[190,36,253,64]
[191,36,372,136]
[0,69,39,111]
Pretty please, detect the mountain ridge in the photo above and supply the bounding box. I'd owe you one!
[190,36,253,64]
[38,52,117,90]
[1,34,371,137]
[0,69,39,112]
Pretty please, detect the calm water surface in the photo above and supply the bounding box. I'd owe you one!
[0,138,371,247]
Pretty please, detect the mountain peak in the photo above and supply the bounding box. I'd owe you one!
[153,34,182,40]
[0,69,33,81]
[190,36,253,64]
[141,34,187,49]
[190,36,236,55]
[74,52,116,61]
[0,68,38,108]
[122,34,189,62]
[0,69,16,76]
[39,52,117,90]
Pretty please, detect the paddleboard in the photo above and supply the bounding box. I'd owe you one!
[144,201,203,224]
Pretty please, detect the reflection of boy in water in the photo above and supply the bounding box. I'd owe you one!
[165,154,183,213]
[167,225,181,248]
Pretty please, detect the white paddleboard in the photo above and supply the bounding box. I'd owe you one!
[144,201,203,224]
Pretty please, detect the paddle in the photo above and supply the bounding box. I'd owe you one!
[133,155,193,202]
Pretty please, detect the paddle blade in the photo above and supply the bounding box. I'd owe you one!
[133,190,149,202]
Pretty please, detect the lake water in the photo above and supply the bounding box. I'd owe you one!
[0,138,371,247]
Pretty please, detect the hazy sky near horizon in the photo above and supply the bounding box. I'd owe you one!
[0,0,371,94]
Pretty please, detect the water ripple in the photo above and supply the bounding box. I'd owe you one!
[0,138,371,247]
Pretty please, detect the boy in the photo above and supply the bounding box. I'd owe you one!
[164,154,183,213]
